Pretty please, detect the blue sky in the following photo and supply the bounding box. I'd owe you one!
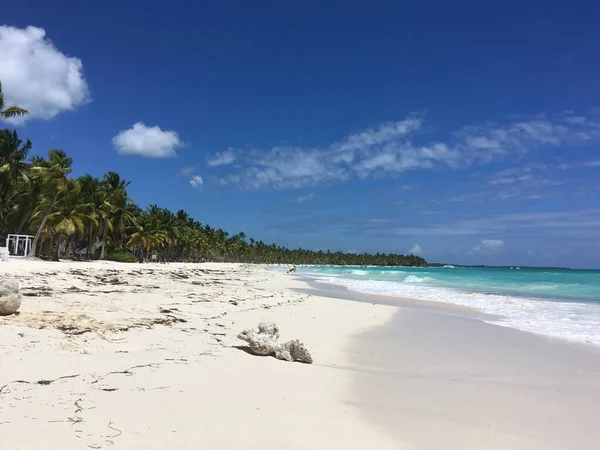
[2,1,600,268]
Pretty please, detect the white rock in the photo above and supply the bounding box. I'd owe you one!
[0,279,22,315]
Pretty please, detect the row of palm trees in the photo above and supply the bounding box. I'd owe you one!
[0,83,427,266]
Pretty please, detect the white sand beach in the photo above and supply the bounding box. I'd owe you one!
[2,261,599,449]
[0,261,399,449]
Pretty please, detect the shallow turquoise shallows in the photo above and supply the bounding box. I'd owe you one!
[295,266,600,344]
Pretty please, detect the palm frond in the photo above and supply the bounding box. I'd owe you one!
[1,106,29,118]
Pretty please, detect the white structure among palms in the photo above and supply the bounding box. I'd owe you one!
[6,234,34,257]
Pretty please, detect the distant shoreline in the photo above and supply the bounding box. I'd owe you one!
[275,262,596,271]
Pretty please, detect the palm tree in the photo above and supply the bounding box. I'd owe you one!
[77,174,102,257]
[190,228,209,259]
[127,212,167,257]
[30,180,96,260]
[0,130,33,238]
[0,130,32,198]
[98,171,132,259]
[0,82,28,119]
[6,171,43,236]
[28,150,73,257]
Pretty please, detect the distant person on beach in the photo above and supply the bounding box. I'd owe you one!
[288,265,296,273]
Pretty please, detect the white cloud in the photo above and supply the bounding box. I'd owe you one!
[332,115,423,154]
[189,175,204,188]
[292,193,315,203]
[469,239,505,254]
[208,149,236,166]
[585,160,600,167]
[454,162,595,204]
[179,166,203,189]
[0,25,90,122]
[209,110,600,190]
[482,239,504,249]
[113,122,183,158]
[214,116,428,189]
[409,243,423,255]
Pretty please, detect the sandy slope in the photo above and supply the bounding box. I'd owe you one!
[0,261,401,449]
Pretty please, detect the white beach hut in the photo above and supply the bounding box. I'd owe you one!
[5,234,34,258]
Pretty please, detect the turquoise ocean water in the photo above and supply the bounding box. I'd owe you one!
[295,266,600,344]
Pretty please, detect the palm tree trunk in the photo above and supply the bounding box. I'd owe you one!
[100,219,108,259]
[28,191,59,258]
[66,234,74,259]
[52,233,62,261]
[87,225,94,257]
[15,212,30,234]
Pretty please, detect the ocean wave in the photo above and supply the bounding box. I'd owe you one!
[314,276,600,344]
[349,269,369,276]
[520,283,560,291]
[403,275,430,283]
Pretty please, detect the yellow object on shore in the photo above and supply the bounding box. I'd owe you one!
[288,265,296,273]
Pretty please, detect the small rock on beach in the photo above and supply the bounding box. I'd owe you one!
[0,278,22,315]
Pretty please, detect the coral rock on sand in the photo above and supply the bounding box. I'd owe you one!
[257,320,280,339]
[237,321,313,364]
[0,278,22,316]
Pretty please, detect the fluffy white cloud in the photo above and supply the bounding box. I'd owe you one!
[209,110,600,190]
[0,25,90,122]
[189,175,204,188]
[178,166,203,189]
[113,122,183,158]
[409,243,423,255]
[208,149,236,166]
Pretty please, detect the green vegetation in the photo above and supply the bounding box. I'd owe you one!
[105,248,139,263]
[0,82,28,119]
[0,83,426,266]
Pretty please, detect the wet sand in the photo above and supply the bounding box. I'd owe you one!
[302,280,600,449]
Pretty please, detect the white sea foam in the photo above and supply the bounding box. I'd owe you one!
[520,283,560,291]
[313,275,600,344]
[403,275,430,283]
[349,269,369,276]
